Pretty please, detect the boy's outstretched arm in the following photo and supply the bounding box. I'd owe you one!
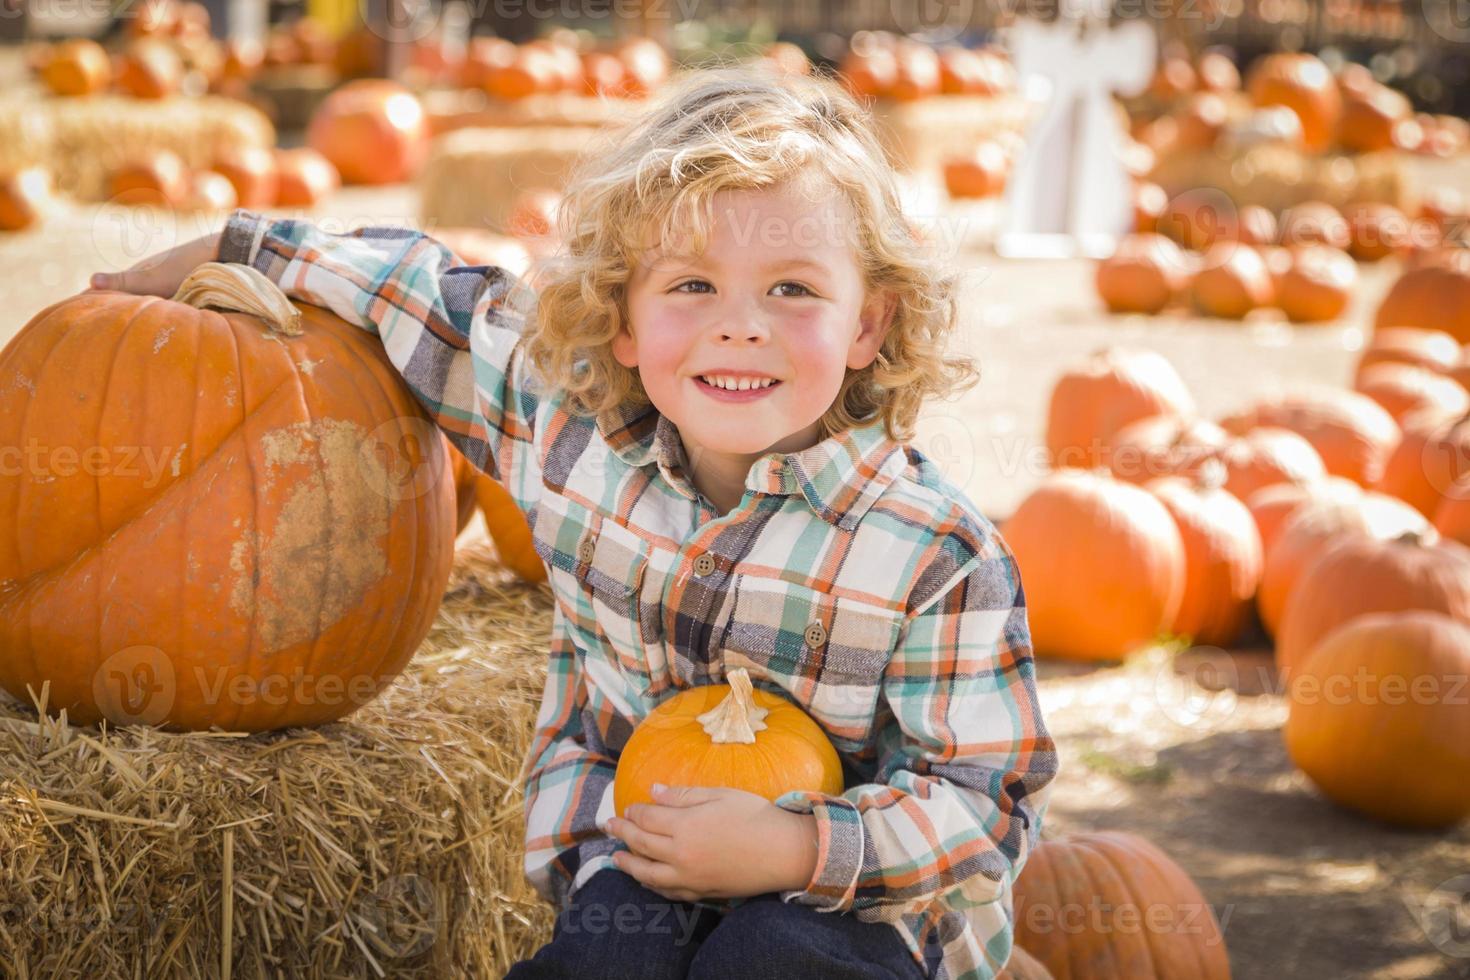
[93,209,544,513]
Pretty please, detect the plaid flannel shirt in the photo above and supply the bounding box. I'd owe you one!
[218,209,1057,980]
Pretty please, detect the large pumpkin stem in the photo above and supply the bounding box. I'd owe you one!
[171,262,303,337]
[697,667,769,744]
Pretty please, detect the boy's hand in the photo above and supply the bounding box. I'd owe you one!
[89,231,223,297]
[605,784,820,903]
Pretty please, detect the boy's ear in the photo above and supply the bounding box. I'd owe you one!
[847,289,897,371]
[611,323,638,369]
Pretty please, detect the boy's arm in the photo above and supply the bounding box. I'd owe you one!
[518,611,627,907]
[216,209,543,512]
[772,531,1057,928]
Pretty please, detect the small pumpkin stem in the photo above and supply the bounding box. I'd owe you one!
[1194,455,1228,491]
[171,262,302,337]
[1394,528,1426,547]
[697,667,769,745]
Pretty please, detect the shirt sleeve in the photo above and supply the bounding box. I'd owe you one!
[772,530,1057,923]
[516,606,627,909]
[215,208,544,514]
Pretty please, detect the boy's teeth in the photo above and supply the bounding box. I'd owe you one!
[701,375,776,391]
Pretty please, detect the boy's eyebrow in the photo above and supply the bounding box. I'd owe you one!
[650,254,834,275]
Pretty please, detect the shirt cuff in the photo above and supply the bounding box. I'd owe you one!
[773,790,865,912]
[217,208,267,266]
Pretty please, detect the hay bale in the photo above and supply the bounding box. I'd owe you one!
[421,88,643,137]
[867,94,1034,173]
[0,90,275,201]
[418,126,597,233]
[0,540,556,978]
[1151,145,1410,214]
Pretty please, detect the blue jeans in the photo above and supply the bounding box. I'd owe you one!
[505,869,928,980]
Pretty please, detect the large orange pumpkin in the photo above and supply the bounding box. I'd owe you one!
[307,80,428,186]
[1375,408,1470,518]
[999,946,1055,980]
[1220,388,1400,486]
[1003,470,1185,661]
[1355,326,1462,379]
[1276,245,1357,323]
[0,264,456,731]
[1147,462,1263,647]
[273,147,340,208]
[1257,491,1428,636]
[1245,52,1342,153]
[1046,347,1196,471]
[1354,364,1469,425]
[1284,611,1470,828]
[1374,263,1470,344]
[612,667,842,817]
[1276,530,1470,678]
[1012,831,1231,979]
[1246,476,1362,564]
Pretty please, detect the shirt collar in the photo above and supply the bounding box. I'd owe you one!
[596,401,906,531]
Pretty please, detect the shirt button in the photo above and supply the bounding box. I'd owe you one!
[693,553,717,577]
[804,621,827,649]
[577,537,595,564]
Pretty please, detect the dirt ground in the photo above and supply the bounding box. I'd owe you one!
[4,173,1470,980]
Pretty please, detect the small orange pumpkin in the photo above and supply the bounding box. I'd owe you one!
[1095,234,1189,315]
[1198,427,1327,502]
[1246,476,1362,563]
[1354,364,1469,425]
[1221,387,1400,486]
[613,667,843,817]
[1344,202,1411,261]
[116,38,183,99]
[181,169,238,211]
[474,475,545,582]
[1189,244,1275,319]
[1285,611,1470,829]
[1355,326,1462,379]
[1107,414,1227,485]
[1279,202,1350,250]
[41,38,112,96]
[273,147,340,208]
[212,145,278,210]
[0,168,51,232]
[943,142,1009,199]
[107,149,191,208]
[1375,408,1470,518]
[1374,262,1470,345]
[307,80,428,186]
[1246,52,1342,153]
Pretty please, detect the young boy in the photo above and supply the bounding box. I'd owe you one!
[91,67,1056,979]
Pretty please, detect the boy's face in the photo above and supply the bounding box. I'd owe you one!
[617,182,894,469]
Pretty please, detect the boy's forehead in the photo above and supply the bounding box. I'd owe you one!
[633,184,860,273]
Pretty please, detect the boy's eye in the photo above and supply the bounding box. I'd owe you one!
[672,280,712,294]
[771,282,814,298]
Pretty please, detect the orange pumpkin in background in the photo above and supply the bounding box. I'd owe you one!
[212,145,278,209]
[1275,530,1470,678]
[1095,233,1189,314]
[1107,414,1228,484]
[116,38,183,99]
[460,36,516,90]
[1279,202,1350,250]
[943,142,1008,199]
[615,37,669,97]
[0,264,457,731]
[1374,262,1470,344]
[1277,246,1357,323]
[181,169,238,211]
[1375,408,1470,518]
[1012,831,1231,979]
[581,51,628,95]
[1246,476,1363,563]
[1354,364,1469,425]
[474,476,545,582]
[1147,461,1263,647]
[1336,82,1414,153]
[839,46,898,99]
[487,44,559,100]
[0,168,51,231]
[307,80,428,185]
[1198,427,1327,502]
[1132,181,1168,233]
[1285,611,1470,829]
[1221,387,1400,486]
[107,149,190,208]
[1046,347,1196,471]
[1355,326,1462,379]
[273,147,340,207]
[41,38,111,96]
[613,667,842,817]
[1434,476,1470,545]
[1257,491,1427,636]
[1344,202,1411,261]
[1245,52,1342,153]
[1003,470,1185,661]
[1196,50,1240,92]
[1189,243,1274,318]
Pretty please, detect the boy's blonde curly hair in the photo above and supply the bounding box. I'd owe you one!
[522,64,979,444]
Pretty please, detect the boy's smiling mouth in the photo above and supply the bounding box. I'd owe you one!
[694,375,783,398]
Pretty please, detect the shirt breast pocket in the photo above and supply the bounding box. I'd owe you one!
[719,579,902,753]
[535,506,662,698]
